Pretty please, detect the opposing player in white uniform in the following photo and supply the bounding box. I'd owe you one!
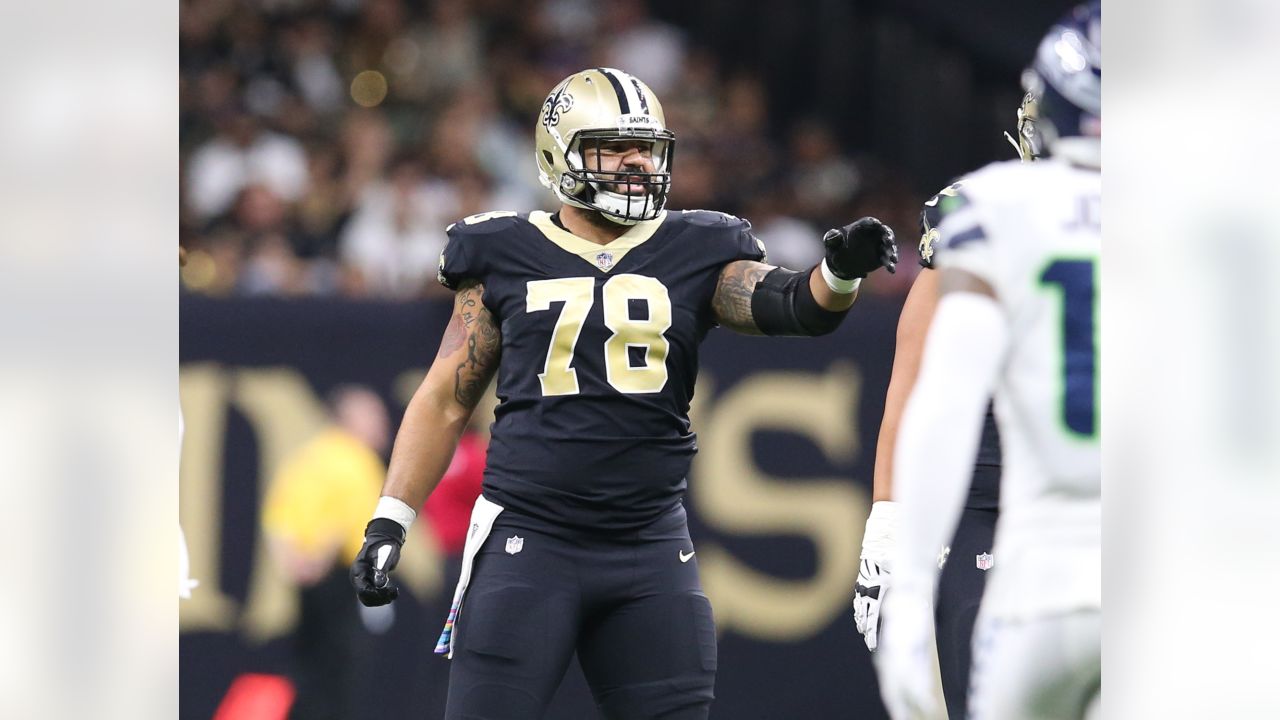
[875,3,1101,718]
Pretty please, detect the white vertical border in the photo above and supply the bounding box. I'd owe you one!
[1107,0,1280,716]
[0,1,179,718]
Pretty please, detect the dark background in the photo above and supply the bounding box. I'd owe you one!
[647,0,1070,191]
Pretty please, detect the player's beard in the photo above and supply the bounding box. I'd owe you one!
[603,174,650,197]
[588,171,650,199]
[583,157,650,196]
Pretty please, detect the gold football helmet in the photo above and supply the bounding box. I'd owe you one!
[535,68,675,225]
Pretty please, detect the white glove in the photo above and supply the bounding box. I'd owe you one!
[875,587,943,719]
[854,501,898,651]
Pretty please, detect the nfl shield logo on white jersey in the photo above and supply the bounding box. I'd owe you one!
[595,251,614,271]
[505,535,524,555]
[976,552,994,571]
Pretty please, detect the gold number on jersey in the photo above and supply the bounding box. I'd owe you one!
[603,274,671,393]
[525,274,672,396]
[526,277,595,396]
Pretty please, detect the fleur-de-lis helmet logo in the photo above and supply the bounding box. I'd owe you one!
[541,88,574,129]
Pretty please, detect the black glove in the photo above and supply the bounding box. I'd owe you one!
[350,518,406,607]
[822,217,898,279]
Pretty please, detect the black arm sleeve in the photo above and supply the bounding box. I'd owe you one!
[749,266,850,337]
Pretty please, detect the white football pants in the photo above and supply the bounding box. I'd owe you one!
[967,610,1101,720]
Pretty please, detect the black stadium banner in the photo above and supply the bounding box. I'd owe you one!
[180,293,900,719]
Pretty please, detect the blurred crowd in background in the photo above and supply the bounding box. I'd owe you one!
[178,0,959,301]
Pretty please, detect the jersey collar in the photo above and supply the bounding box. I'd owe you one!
[528,210,667,273]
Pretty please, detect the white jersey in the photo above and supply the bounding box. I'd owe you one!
[935,158,1101,619]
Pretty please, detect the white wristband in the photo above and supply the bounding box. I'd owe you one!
[373,496,417,533]
[860,500,899,568]
[821,260,862,295]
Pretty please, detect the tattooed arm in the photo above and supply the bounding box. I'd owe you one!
[379,280,501,509]
[712,260,859,335]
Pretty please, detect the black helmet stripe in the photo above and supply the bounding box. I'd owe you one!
[596,67,631,114]
[628,76,650,114]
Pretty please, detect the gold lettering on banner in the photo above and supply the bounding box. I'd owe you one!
[231,368,328,643]
[182,358,871,644]
[178,365,238,632]
[691,363,869,641]
[179,365,445,643]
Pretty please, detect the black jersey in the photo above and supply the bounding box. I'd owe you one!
[438,209,765,530]
[920,183,1001,511]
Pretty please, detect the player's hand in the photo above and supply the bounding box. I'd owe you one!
[854,500,898,651]
[854,557,888,651]
[823,217,898,278]
[875,588,943,720]
[350,518,406,607]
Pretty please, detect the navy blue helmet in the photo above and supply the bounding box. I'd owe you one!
[1022,2,1101,167]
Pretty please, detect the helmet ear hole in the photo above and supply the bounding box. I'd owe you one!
[541,150,555,166]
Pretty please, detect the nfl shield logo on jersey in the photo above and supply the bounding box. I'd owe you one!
[975,552,994,571]
[595,251,615,271]
[506,535,524,555]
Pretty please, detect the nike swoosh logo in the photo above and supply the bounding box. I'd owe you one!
[679,550,695,563]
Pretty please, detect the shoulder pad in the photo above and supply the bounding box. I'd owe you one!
[439,212,526,290]
[674,209,765,265]
[445,211,526,236]
[678,209,752,232]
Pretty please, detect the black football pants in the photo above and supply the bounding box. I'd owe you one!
[443,503,716,720]
[935,506,998,720]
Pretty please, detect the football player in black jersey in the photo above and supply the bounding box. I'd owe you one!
[853,94,1041,720]
[346,67,898,720]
